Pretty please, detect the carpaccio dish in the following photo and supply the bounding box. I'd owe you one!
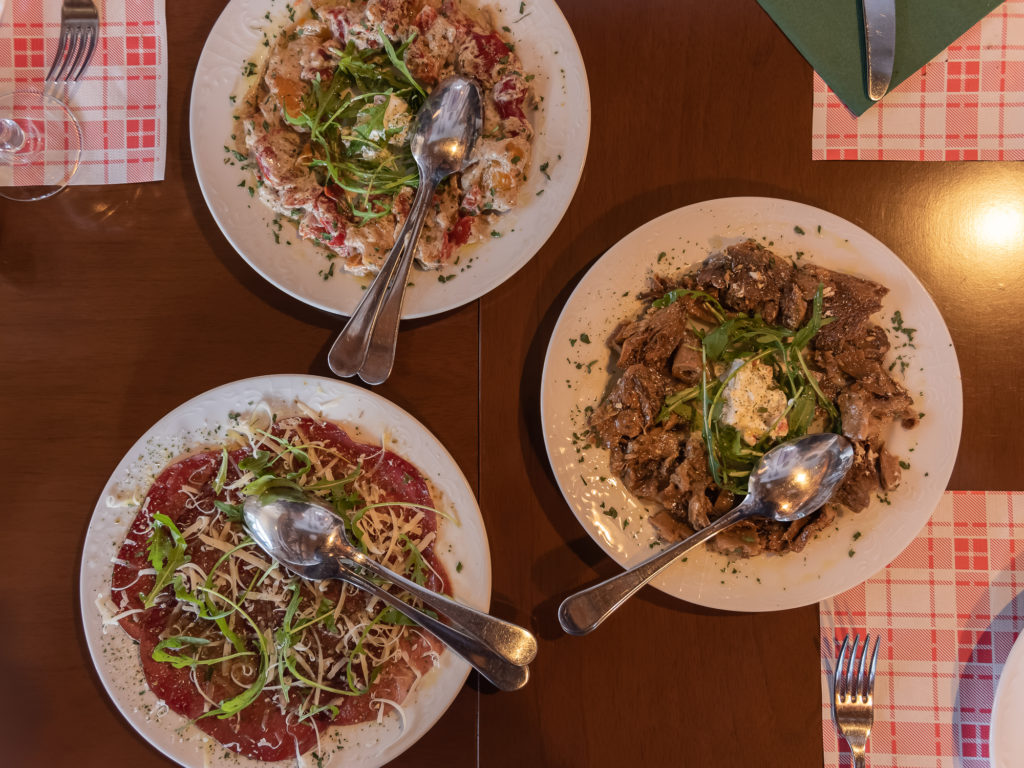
[108,415,450,762]
[236,0,534,276]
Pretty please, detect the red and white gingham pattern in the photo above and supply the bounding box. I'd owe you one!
[812,0,1024,160]
[0,0,167,186]
[820,492,1024,767]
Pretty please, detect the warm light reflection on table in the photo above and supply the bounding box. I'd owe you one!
[974,199,1024,251]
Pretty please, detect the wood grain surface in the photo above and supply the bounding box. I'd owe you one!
[1,0,1021,766]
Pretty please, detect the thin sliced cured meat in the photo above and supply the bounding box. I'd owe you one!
[110,416,450,762]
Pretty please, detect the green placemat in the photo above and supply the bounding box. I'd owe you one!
[756,0,1003,116]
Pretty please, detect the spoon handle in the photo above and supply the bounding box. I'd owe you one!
[327,178,435,380]
[338,566,529,691]
[558,501,756,636]
[342,552,538,666]
[357,177,438,385]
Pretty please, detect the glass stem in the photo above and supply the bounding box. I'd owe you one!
[0,118,25,152]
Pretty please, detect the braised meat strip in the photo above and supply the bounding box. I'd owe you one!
[590,240,918,557]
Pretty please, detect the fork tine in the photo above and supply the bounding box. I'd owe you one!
[846,634,860,700]
[52,29,81,82]
[866,635,881,698]
[855,633,870,702]
[835,634,851,702]
[45,27,71,82]
[71,27,97,82]
[63,29,88,82]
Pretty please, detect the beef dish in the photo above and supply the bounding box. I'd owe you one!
[589,240,919,559]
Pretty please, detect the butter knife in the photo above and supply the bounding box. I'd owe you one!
[862,0,896,100]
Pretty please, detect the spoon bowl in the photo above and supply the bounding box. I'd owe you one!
[746,432,856,522]
[243,495,339,580]
[558,432,855,635]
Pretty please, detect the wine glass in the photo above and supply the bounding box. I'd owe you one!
[0,88,82,201]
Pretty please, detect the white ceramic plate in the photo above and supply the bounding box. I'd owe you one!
[991,629,1024,768]
[81,375,489,768]
[190,0,590,319]
[541,197,962,612]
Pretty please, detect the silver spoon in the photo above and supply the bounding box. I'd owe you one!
[242,494,536,691]
[558,433,855,635]
[327,76,483,385]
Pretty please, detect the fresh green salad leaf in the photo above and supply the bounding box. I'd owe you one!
[285,32,425,222]
[141,513,190,608]
[213,448,229,493]
[152,636,254,670]
[666,284,841,494]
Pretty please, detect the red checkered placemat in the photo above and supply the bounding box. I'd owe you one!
[813,0,1024,160]
[820,491,1024,767]
[0,0,167,186]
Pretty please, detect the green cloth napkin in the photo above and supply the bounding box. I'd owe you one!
[756,0,1003,116]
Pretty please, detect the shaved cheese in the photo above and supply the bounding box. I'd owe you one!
[312,631,326,707]
[110,567,156,593]
[95,593,146,626]
[180,515,211,541]
[106,490,141,508]
[242,590,289,603]
[189,664,221,710]
[115,409,455,756]
[196,534,273,571]
[224,469,256,491]
[371,697,406,729]
[295,400,321,421]
[243,401,274,442]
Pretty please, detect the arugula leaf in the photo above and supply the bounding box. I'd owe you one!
[688,287,843,494]
[314,596,338,634]
[379,29,425,99]
[192,586,269,720]
[197,540,258,652]
[152,636,210,668]
[238,449,274,474]
[701,321,733,361]
[297,702,340,724]
[791,284,833,349]
[353,98,389,141]
[213,448,229,493]
[152,636,253,670]
[375,604,439,626]
[251,430,313,480]
[141,513,190,608]
[786,388,817,437]
[399,533,430,586]
[307,466,362,492]
[242,474,305,499]
[657,385,699,424]
[271,582,303,705]
[213,500,244,522]
[651,288,725,321]
[289,36,423,222]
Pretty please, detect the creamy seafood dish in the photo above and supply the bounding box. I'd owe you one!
[235,0,534,276]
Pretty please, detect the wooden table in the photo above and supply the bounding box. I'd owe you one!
[2,0,1021,765]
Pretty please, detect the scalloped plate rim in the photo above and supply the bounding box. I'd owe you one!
[80,374,490,768]
[540,196,963,613]
[188,0,590,319]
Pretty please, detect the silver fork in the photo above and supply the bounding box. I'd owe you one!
[833,634,882,768]
[44,0,99,83]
